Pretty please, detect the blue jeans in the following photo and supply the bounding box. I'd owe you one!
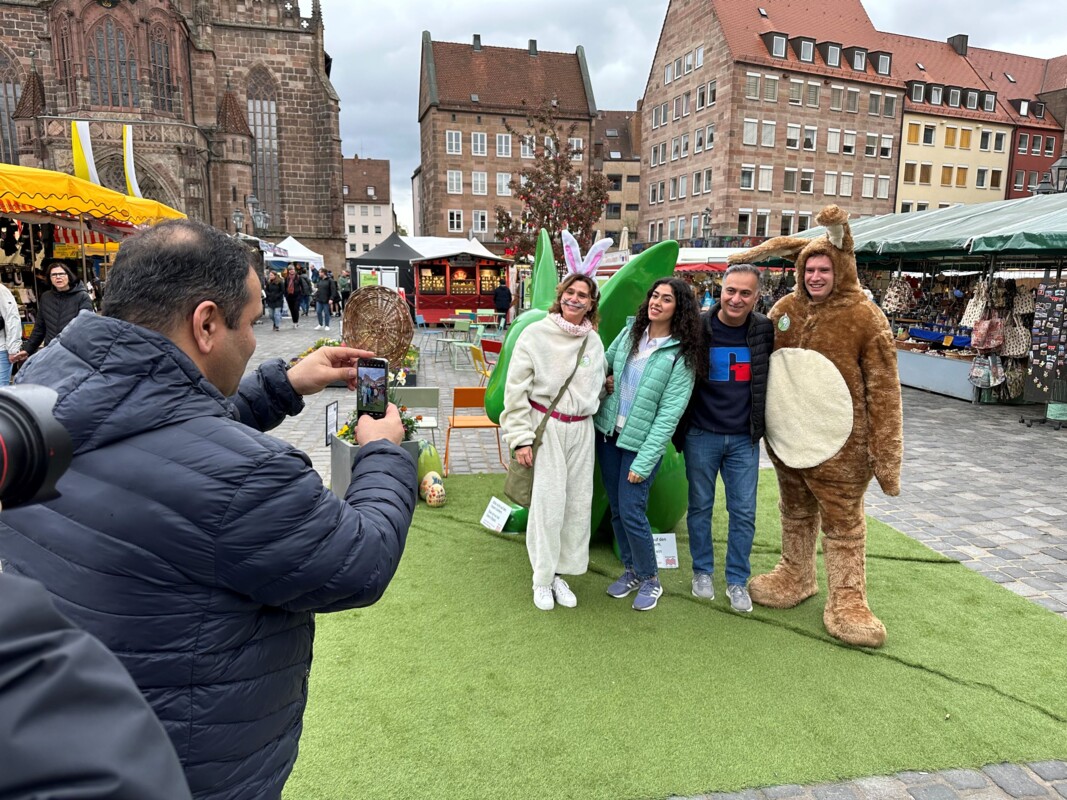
[316,301,331,328]
[683,428,759,585]
[269,305,283,329]
[596,432,662,580]
[0,354,10,385]
[300,296,310,317]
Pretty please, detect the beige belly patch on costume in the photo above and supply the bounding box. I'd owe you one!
[765,348,854,469]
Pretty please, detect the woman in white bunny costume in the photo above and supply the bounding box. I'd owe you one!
[500,233,609,611]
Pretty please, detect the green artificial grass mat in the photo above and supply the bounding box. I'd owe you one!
[285,471,1067,800]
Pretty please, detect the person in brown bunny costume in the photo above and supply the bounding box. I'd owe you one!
[726,204,902,648]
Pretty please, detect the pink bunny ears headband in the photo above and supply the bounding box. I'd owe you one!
[561,230,613,279]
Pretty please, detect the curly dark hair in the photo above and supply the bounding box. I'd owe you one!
[628,277,704,378]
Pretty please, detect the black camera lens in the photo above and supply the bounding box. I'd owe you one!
[0,385,73,509]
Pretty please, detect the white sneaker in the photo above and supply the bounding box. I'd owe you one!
[533,585,554,611]
[551,576,577,608]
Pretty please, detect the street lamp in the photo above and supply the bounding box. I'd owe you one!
[701,206,712,243]
[247,193,270,233]
[1034,153,1067,195]
[231,207,244,235]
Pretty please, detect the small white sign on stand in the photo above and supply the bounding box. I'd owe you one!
[653,533,679,569]
[481,497,514,532]
[325,401,339,447]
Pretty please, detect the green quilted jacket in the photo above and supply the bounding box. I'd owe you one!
[593,322,696,478]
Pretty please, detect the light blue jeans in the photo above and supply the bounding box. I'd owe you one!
[0,353,10,385]
[316,301,331,328]
[596,432,662,580]
[683,428,760,586]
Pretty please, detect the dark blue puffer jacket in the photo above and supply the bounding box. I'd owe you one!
[0,313,417,800]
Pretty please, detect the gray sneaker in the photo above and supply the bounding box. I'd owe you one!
[692,573,714,600]
[727,583,753,613]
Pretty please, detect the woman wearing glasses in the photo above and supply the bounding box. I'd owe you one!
[15,262,94,363]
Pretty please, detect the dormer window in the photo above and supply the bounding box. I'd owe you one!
[1034,102,1045,119]
[876,53,891,75]
[965,90,978,110]
[910,83,925,102]
[930,86,943,105]
[983,93,995,113]
[826,44,841,67]
[770,34,786,58]
[948,88,961,107]
[852,50,866,71]
[1019,99,1029,116]
[799,39,814,62]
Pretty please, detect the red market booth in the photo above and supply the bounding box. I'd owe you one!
[407,236,511,324]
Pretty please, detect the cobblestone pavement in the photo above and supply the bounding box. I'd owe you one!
[248,315,1067,800]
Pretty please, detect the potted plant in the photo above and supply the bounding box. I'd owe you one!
[329,370,423,498]
[290,337,349,388]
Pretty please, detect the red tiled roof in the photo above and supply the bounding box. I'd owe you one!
[343,157,390,204]
[1044,56,1067,94]
[711,0,883,72]
[429,40,592,116]
[594,110,638,160]
[965,47,1062,130]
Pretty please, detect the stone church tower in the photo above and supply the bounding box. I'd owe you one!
[0,0,343,265]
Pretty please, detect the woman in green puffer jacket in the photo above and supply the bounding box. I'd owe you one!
[594,277,702,611]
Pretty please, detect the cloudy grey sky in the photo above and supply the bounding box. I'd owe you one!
[319,0,1064,232]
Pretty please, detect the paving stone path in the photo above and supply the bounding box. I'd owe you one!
[250,316,1067,800]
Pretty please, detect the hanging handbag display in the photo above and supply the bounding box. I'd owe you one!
[1013,287,1036,315]
[881,277,913,316]
[1001,311,1032,358]
[971,311,1004,351]
[968,353,1006,389]
[959,279,988,328]
[503,338,589,507]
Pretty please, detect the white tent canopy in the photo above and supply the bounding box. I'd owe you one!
[274,236,324,269]
[399,236,499,261]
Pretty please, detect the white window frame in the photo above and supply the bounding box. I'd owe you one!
[496,172,512,196]
[876,175,890,199]
[826,45,841,67]
[880,134,893,159]
[521,135,535,159]
[772,35,786,58]
[740,164,755,190]
[472,210,488,234]
[852,50,866,71]
[824,170,838,195]
[496,133,512,158]
[930,86,943,105]
[877,54,890,75]
[681,133,690,157]
[472,171,487,196]
[786,124,800,149]
[800,168,815,194]
[446,130,463,155]
[447,209,463,233]
[789,79,804,105]
[745,72,761,100]
[761,120,776,147]
[803,126,817,151]
[569,137,583,160]
[471,132,487,156]
[446,170,462,194]
[827,128,841,154]
[758,165,773,191]
[976,167,988,189]
[783,167,798,193]
[743,118,758,146]
[884,93,897,117]
[839,172,853,197]
[764,75,779,103]
[800,40,814,62]
[695,46,704,67]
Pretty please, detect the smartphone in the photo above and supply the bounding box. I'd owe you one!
[356,357,389,420]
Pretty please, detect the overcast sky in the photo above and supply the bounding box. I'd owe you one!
[319,0,1065,232]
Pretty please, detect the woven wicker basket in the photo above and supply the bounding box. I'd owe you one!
[894,340,930,352]
[342,285,414,366]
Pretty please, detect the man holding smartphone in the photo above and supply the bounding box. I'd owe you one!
[0,219,417,800]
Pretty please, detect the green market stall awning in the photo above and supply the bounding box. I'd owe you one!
[798,194,1067,257]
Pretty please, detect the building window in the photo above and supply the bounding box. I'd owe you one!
[846,88,859,113]
[959,128,972,149]
[982,93,995,112]
[903,162,917,183]
[569,137,583,160]
[780,211,795,235]
[55,19,76,108]
[1018,133,1029,155]
[754,211,770,237]
[994,132,1006,152]
[941,165,954,187]
[930,86,943,105]
[877,54,890,75]
[806,82,820,108]
[679,175,688,198]
[907,123,920,145]
[827,128,841,153]
[374,206,381,217]
[883,94,897,117]
[764,76,779,102]
[707,80,717,105]
[910,83,924,103]
[945,126,958,148]
[472,210,488,233]
[830,86,844,111]
[520,135,534,158]
[745,73,761,100]
[694,128,704,153]
[1013,170,1025,190]
[976,168,988,188]
[880,135,893,158]
[471,132,487,156]
[824,171,838,195]
[695,85,706,111]
[948,88,961,107]
[900,202,912,213]
[979,130,991,151]
[865,133,878,157]
[789,79,803,105]
[361,206,368,216]
[955,166,969,188]
[990,169,1002,189]
[852,50,866,71]
[362,225,369,234]
[783,168,798,192]
[842,130,856,155]
[803,126,817,150]
[696,46,705,67]
[673,96,682,120]
[496,133,512,157]
[681,133,690,157]
[705,124,715,149]
[827,45,841,67]
[758,165,773,191]
[497,172,512,196]
[800,169,814,194]
[839,173,853,197]
[247,68,280,223]
[0,52,20,165]
[1032,135,1043,155]
[446,130,461,154]
[919,163,932,185]
[148,25,174,112]
[772,35,787,58]
[743,119,758,146]
[671,137,680,160]
[877,175,890,198]
[737,211,752,235]
[362,244,370,252]
[966,91,978,110]
[88,18,140,108]
[761,121,776,147]
[869,91,882,115]
[800,40,814,62]
[692,170,701,195]
[348,243,357,252]
[922,125,936,145]
[916,202,928,212]
[447,170,462,194]
[703,169,713,192]
[740,164,755,190]
[797,213,812,232]
[607,173,623,191]
[472,171,487,195]
[668,177,677,201]
[786,124,800,149]
[664,63,672,85]
[448,210,463,232]
[1047,138,1057,157]
[374,225,382,234]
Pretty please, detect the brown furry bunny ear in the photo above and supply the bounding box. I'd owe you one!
[815,205,854,254]
[727,236,811,266]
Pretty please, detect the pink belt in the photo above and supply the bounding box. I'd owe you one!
[529,399,588,423]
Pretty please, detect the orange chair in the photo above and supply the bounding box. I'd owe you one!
[443,386,505,476]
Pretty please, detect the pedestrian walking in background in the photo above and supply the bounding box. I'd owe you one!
[14,262,94,365]
[284,265,304,328]
[264,270,285,331]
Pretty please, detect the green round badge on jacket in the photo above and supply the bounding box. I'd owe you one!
[778,314,791,332]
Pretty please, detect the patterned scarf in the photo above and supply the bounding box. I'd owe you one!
[549,312,593,337]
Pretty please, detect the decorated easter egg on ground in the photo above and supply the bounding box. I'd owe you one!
[417,441,444,482]
[425,483,447,507]
[419,471,443,500]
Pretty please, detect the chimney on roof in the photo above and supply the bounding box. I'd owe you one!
[948,34,968,56]
[472,34,481,51]
[529,39,538,56]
